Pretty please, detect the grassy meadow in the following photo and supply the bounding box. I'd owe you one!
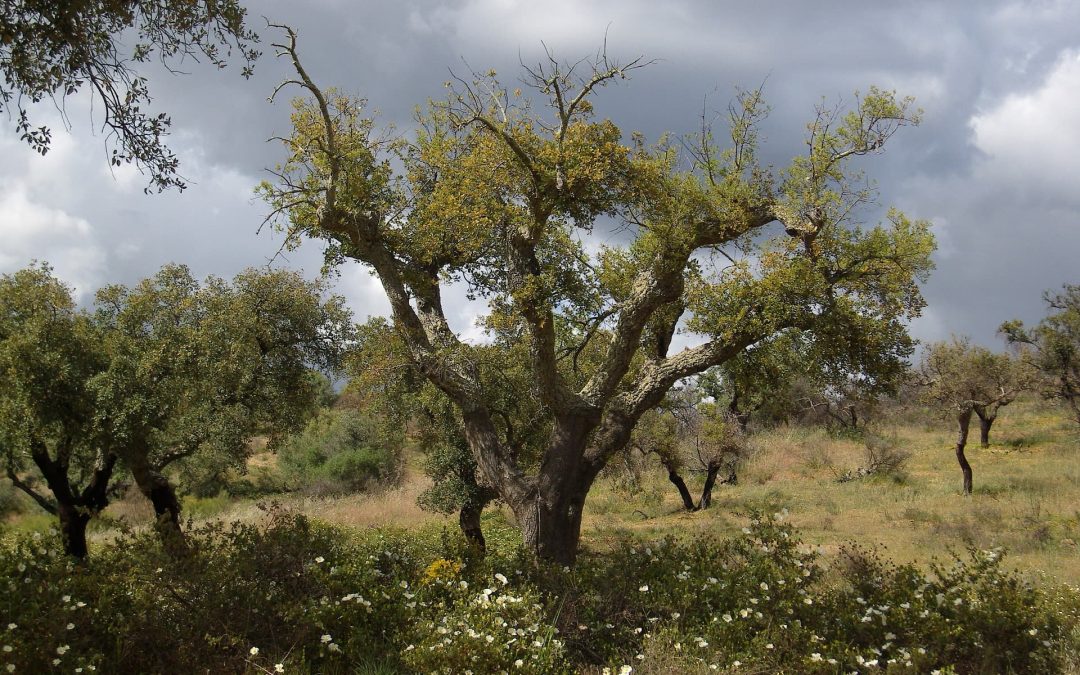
[59,395,1076,584]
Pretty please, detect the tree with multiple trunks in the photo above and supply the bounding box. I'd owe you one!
[1002,285,1080,428]
[630,385,746,512]
[1,0,259,191]
[0,263,351,557]
[261,28,934,564]
[917,337,1032,495]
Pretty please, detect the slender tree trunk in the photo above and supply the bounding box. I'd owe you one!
[956,409,973,496]
[667,468,698,511]
[729,395,750,433]
[978,415,994,448]
[698,463,722,510]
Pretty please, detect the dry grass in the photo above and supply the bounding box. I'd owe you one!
[14,397,1079,585]
[581,397,1080,584]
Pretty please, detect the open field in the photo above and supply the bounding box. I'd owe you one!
[6,396,1069,584]
[583,398,1080,585]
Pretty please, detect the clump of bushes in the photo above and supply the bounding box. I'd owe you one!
[278,408,403,494]
[0,509,1076,673]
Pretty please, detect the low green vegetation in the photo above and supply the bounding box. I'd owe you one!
[1,508,1076,674]
[277,409,404,495]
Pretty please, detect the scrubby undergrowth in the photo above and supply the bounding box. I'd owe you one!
[1,508,1077,674]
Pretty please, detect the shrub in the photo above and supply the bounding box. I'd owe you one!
[0,508,1076,673]
[278,409,402,494]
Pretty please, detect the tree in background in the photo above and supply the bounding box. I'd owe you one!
[1,0,259,191]
[917,337,1032,495]
[1002,284,1080,428]
[0,266,113,558]
[262,29,934,563]
[0,263,352,556]
[631,382,747,512]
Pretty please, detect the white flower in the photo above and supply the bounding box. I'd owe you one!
[732,661,741,667]
[810,653,823,662]
[1028,628,1038,636]
[314,556,325,564]
[765,643,774,649]
[514,659,524,667]
[639,585,649,592]
[328,643,340,653]
[61,596,71,603]
[5,663,13,672]
[56,645,69,655]
[250,647,259,656]
[803,598,813,605]
[619,666,633,675]
[66,623,74,630]
[320,634,332,643]
[1,646,9,653]
[275,665,285,673]
[495,573,509,585]
[722,614,733,623]
[760,582,769,591]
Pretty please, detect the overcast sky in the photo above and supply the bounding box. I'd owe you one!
[2,0,1078,352]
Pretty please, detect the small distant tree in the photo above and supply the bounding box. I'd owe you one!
[917,337,1032,495]
[0,263,352,557]
[631,383,747,511]
[697,333,810,431]
[1002,284,1080,428]
[700,324,910,434]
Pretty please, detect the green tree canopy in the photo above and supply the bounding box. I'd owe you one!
[1,0,259,191]
[0,263,352,556]
[262,31,935,563]
[1002,284,1080,427]
[917,337,1033,494]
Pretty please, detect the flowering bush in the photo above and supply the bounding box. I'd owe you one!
[402,570,567,674]
[0,507,1077,673]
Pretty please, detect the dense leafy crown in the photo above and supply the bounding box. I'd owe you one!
[1,263,352,514]
[262,32,934,508]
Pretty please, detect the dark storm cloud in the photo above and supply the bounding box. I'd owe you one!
[1,0,1077,350]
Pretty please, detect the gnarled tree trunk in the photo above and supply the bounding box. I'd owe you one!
[458,493,492,555]
[23,442,117,559]
[956,408,973,495]
[129,453,186,554]
[57,505,92,559]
